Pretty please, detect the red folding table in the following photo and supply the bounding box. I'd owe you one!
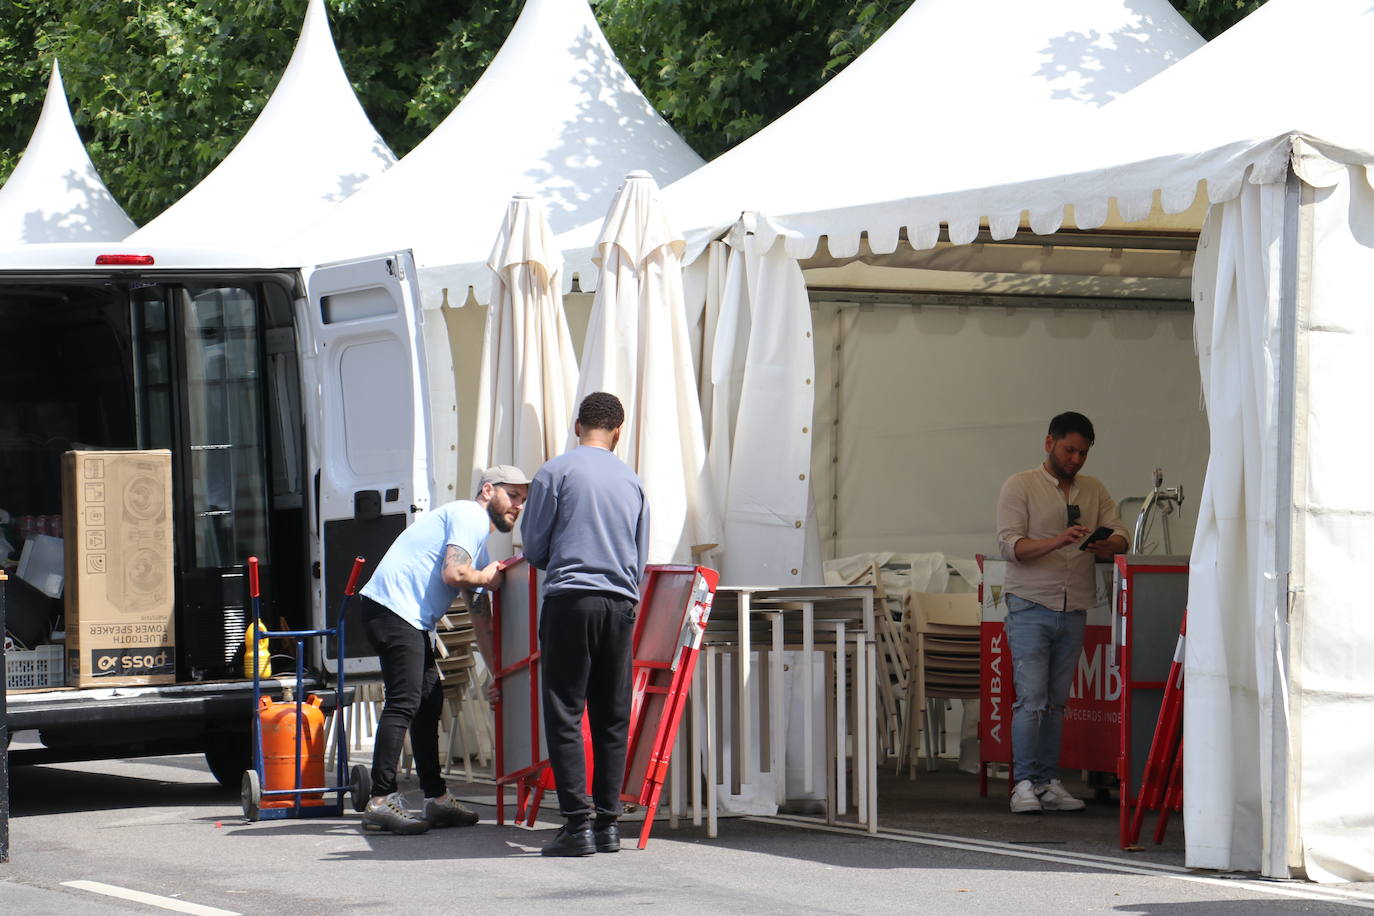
[491,560,718,848]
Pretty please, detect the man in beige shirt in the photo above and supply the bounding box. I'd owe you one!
[995,411,1127,814]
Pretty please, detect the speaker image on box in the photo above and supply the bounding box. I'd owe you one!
[105,458,171,613]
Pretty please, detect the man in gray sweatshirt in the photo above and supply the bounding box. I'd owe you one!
[521,392,650,857]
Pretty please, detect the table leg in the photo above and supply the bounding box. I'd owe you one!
[834,620,847,817]
[868,639,879,834]
[769,612,785,806]
[855,628,866,824]
[825,649,837,827]
[691,662,703,827]
[670,727,683,827]
[803,601,815,794]
[706,645,718,839]
[733,592,752,796]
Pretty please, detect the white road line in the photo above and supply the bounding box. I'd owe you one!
[765,813,1198,873]
[747,816,1374,910]
[61,880,241,916]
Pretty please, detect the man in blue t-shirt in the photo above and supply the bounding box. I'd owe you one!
[358,465,529,835]
[521,392,650,857]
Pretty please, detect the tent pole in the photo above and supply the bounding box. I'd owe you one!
[1267,164,1304,880]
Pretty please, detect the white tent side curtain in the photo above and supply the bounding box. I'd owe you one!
[1184,175,1286,879]
[1285,147,1374,885]
[1186,144,1374,884]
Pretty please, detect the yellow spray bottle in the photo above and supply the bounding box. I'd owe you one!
[244,620,271,678]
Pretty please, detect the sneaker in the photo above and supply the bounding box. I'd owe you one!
[424,794,480,828]
[540,823,596,857]
[1036,779,1086,812]
[1010,779,1043,814]
[362,793,431,835]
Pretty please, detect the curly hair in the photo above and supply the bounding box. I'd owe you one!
[577,391,625,431]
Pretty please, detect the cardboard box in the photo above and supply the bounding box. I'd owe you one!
[62,450,176,686]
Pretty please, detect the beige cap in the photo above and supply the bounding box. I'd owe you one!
[478,464,531,489]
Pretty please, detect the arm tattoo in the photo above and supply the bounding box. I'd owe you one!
[444,545,472,578]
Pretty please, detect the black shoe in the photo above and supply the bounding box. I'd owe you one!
[540,824,595,857]
[593,822,621,853]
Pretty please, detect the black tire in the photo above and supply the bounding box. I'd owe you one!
[204,732,254,789]
[350,764,371,813]
[241,769,262,821]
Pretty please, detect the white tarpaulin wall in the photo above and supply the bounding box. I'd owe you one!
[0,61,136,243]
[807,300,1208,562]
[1287,155,1374,882]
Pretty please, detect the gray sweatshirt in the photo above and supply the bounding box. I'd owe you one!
[521,445,650,600]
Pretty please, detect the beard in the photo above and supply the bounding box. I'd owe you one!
[1046,452,1078,481]
[487,499,515,533]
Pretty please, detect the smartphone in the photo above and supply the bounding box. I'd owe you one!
[1078,526,1114,550]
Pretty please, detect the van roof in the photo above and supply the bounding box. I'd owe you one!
[0,241,307,271]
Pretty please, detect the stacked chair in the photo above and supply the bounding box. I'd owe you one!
[904,591,981,775]
[326,595,496,781]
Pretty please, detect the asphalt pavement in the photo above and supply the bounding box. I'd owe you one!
[2,753,1372,915]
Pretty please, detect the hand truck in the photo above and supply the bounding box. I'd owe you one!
[240,555,372,820]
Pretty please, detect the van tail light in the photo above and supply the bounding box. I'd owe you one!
[95,254,155,266]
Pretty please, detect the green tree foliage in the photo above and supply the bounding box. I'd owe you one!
[0,0,1266,226]
[0,0,517,224]
[593,0,913,160]
[1170,1,1266,40]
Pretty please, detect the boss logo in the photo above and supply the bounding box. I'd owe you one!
[91,647,174,677]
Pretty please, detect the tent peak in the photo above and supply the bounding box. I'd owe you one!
[0,55,137,243]
[306,0,703,306]
[129,0,394,246]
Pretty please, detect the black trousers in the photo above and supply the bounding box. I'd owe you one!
[539,590,636,824]
[362,596,446,798]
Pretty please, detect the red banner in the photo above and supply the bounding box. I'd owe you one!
[978,558,1119,775]
[979,621,1119,773]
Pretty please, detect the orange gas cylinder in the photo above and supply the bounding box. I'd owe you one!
[258,693,327,807]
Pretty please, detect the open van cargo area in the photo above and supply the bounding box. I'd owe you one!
[0,275,310,683]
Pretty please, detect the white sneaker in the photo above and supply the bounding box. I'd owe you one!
[1010,779,1042,814]
[1036,779,1086,811]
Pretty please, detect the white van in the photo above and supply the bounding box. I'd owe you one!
[0,242,434,784]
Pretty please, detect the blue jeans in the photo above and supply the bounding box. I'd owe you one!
[1004,594,1086,785]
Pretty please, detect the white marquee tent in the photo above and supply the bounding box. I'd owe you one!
[0,61,136,243]
[581,0,1374,883]
[130,0,395,247]
[688,0,1374,881]
[305,0,704,310]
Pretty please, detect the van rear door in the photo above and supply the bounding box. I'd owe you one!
[300,252,433,672]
